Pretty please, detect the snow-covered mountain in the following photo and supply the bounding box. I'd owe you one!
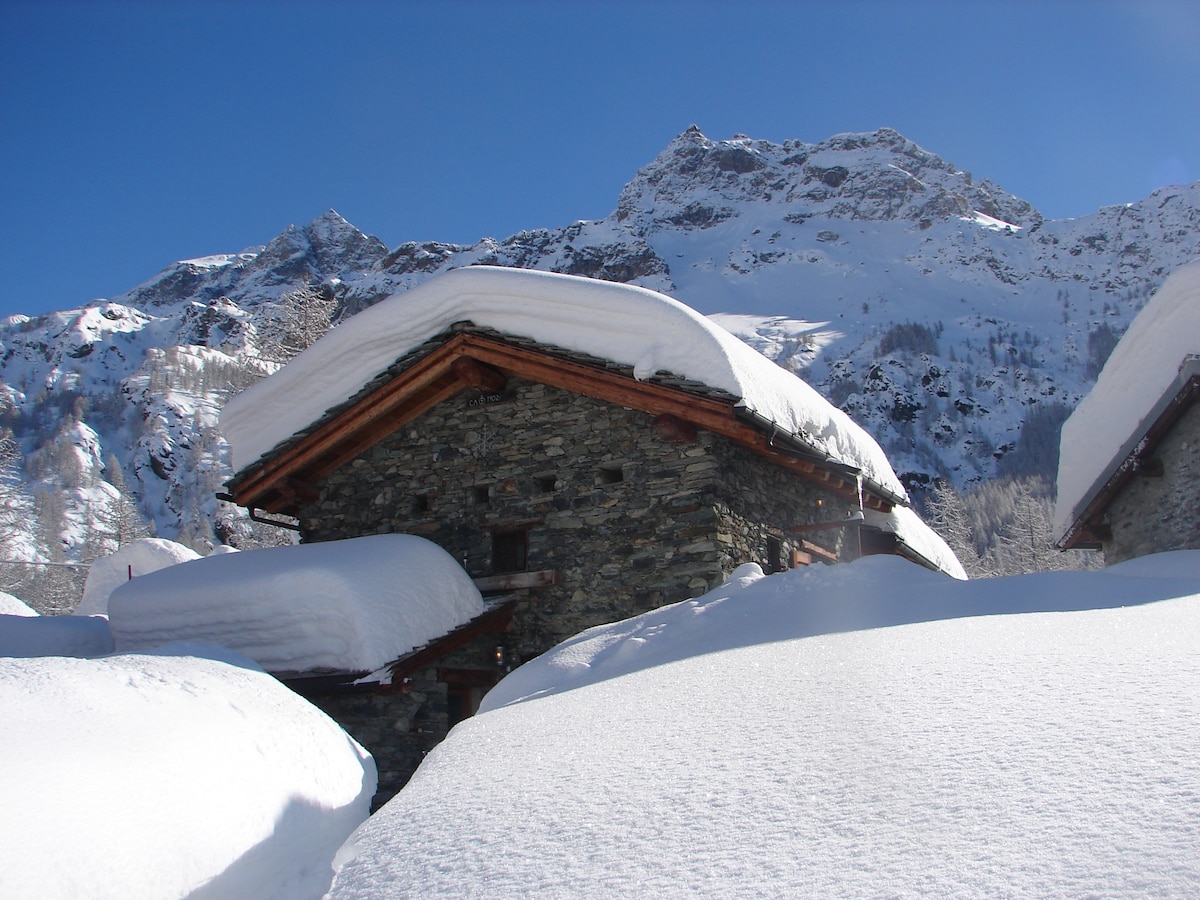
[2,127,1198,599]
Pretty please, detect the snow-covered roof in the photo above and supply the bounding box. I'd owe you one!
[108,534,485,673]
[1055,259,1200,543]
[221,266,908,501]
[1,644,373,899]
[0,611,113,658]
[0,591,37,616]
[865,505,966,579]
[75,537,202,616]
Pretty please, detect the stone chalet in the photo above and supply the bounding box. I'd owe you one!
[1056,261,1200,562]
[220,266,962,804]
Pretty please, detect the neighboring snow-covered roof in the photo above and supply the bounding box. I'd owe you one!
[0,612,113,658]
[328,552,1200,898]
[107,534,484,673]
[865,505,966,579]
[75,537,202,616]
[1055,259,1200,542]
[0,591,37,616]
[221,266,908,501]
[0,643,374,899]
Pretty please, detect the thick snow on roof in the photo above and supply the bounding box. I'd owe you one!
[221,266,907,500]
[0,644,374,900]
[108,535,484,673]
[329,553,1200,898]
[75,537,202,616]
[0,613,113,658]
[865,505,966,579]
[1055,259,1200,540]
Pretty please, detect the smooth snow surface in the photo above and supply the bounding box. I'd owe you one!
[75,537,202,615]
[1055,259,1200,538]
[221,266,907,500]
[0,591,36,616]
[108,534,484,673]
[330,553,1200,899]
[0,644,375,900]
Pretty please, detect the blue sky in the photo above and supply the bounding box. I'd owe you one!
[1,0,1197,319]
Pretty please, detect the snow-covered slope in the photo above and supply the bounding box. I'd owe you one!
[329,552,1200,898]
[0,642,375,899]
[1,129,1197,600]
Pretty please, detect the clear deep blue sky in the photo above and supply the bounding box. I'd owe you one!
[1,0,1197,318]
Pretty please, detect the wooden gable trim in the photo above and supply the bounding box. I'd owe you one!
[226,331,894,514]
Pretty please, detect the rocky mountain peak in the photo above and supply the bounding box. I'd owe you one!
[616,126,1040,233]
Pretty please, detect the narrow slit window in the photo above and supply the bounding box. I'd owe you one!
[766,536,785,574]
[597,463,624,485]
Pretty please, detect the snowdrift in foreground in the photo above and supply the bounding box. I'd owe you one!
[108,534,484,673]
[75,537,202,616]
[0,644,375,900]
[330,553,1200,899]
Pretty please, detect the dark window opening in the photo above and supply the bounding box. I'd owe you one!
[534,474,558,493]
[412,493,430,514]
[492,528,529,574]
[472,484,491,505]
[597,463,624,485]
[766,536,785,574]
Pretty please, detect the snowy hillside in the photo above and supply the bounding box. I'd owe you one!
[1,127,1197,605]
[329,552,1200,898]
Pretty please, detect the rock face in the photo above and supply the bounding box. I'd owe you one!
[1,128,1198,579]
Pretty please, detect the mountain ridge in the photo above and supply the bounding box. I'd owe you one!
[1,126,1197,605]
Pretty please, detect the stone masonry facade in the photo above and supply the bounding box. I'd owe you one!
[292,376,862,804]
[1102,402,1200,564]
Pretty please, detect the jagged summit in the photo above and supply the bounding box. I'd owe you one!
[616,125,1039,232]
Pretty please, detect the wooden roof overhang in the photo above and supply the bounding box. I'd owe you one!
[1059,357,1200,550]
[224,328,902,516]
[279,598,518,697]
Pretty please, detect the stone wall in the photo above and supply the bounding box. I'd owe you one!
[301,668,447,810]
[295,376,856,795]
[1104,402,1200,563]
[301,378,851,653]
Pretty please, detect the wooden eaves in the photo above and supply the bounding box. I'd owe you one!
[224,329,899,516]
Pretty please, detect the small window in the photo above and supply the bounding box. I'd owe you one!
[597,463,624,485]
[412,493,430,514]
[534,474,558,493]
[472,484,491,505]
[492,528,529,574]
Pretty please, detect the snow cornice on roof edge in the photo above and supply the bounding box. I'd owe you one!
[221,266,909,503]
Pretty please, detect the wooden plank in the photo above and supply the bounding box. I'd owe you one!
[472,569,561,592]
[799,539,839,564]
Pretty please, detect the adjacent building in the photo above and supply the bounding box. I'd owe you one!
[1055,260,1200,562]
